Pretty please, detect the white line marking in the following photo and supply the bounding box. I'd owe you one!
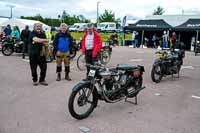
[22,59,29,62]
[136,51,144,54]
[181,66,194,70]
[192,95,200,99]
[129,59,143,62]
[155,93,161,96]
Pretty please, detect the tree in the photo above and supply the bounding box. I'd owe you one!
[153,6,165,15]
[99,10,115,22]
[115,18,121,28]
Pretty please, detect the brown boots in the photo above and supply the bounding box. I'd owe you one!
[65,72,72,81]
[56,72,71,81]
[56,73,61,81]
[56,66,71,81]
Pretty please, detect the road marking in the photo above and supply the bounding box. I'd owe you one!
[155,93,161,96]
[192,95,200,99]
[22,59,29,62]
[136,51,144,54]
[181,66,194,70]
[79,126,90,133]
[129,59,143,62]
[0,54,2,57]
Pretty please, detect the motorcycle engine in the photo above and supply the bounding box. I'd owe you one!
[119,74,128,86]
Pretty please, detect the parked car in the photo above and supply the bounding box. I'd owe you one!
[69,23,88,32]
[97,22,116,32]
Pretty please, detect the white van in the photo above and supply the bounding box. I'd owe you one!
[97,22,116,32]
[69,23,88,32]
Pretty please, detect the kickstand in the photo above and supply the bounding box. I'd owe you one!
[125,96,137,105]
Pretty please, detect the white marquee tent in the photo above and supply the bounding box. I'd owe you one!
[0,18,51,32]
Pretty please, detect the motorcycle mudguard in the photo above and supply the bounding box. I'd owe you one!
[72,80,91,92]
[138,65,145,72]
[153,59,162,66]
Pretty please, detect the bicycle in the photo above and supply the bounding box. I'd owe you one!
[77,46,112,71]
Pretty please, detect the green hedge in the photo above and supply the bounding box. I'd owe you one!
[70,32,132,45]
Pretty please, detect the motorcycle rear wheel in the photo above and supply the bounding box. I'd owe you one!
[2,44,13,56]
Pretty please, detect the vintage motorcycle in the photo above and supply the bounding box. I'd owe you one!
[151,48,185,83]
[1,37,23,56]
[68,63,145,120]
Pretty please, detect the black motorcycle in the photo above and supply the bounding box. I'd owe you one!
[1,37,23,56]
[68,63,145,120]
[70,39,81,59]
[151,49,185,83]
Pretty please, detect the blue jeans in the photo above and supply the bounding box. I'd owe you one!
[163,41,168,48]
[132,40,138,47]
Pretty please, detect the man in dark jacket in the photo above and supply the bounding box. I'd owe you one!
[21,25,31,59]
[53,23,73,81]
[29,23,49,86]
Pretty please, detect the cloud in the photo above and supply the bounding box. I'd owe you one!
[0,0,199,20]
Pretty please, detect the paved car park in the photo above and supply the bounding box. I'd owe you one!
[0,47,200,133]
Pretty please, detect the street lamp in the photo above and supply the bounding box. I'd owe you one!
[97,1,100,24]
[6,4,15,19]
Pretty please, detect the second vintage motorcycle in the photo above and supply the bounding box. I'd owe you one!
[151,48,185,83]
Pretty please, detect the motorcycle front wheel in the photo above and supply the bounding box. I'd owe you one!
[151,65,163,83]
[2,44,13,56]
[68,83,98,120]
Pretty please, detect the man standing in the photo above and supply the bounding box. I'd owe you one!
[21,25,31,59]
[53,23,72,81]
[170,32,177,49]
[29,23,49,86]
[81,23,102,76]
[162,31,168,48]
[152,33,157,48]
[132,31,136,48]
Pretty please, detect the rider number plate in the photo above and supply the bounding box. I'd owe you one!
[88,70,96,77]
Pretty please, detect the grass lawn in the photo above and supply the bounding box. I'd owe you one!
[70,32,132,45]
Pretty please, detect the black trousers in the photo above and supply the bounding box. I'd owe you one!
[85,50,97,75]
[29,55,47,82]
[22,41,29,58]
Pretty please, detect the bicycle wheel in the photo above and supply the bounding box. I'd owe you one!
[77,54,87,71]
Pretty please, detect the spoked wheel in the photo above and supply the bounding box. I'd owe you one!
[68,83,98,120]
[2,44,13,56]
[151,65,163,83]
[99,50,111,65]
[77,54,86,71]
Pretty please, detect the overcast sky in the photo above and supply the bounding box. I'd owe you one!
[0,0,200,21]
